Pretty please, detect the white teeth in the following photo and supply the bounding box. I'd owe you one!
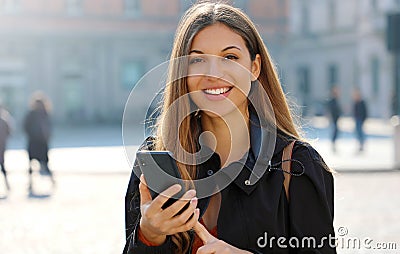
[204,87,230,95]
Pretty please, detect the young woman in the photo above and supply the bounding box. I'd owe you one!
[124,2,336,254]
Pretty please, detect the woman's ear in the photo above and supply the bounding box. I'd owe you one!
[251,54,261,81]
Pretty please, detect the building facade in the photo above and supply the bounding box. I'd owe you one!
[0,0,288,125]
[285,0,400,118]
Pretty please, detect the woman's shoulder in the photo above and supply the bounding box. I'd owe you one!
[276,132,324,162]
[290,140,334,190]
[292,140,326,164]
[276,133,333,179]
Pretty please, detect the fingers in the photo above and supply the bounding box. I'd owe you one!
[173,207,200,233]
[196,245,216,254]
[168,197,198,226]
[149,183,183,212]
[197,241,251,254]
[139,174,153,206]
[162,189,197,218]
[194,221,216,245]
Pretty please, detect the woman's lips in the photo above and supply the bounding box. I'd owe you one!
[202,87,233,101]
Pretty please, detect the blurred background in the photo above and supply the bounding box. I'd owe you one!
[0,0,399,253]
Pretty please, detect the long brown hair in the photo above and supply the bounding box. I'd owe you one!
[154,2,301,253]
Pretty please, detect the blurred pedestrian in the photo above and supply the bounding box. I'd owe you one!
[327,86,342,152]
[0,104,12,191]
[353,88,368,152]
[23,92,55,192]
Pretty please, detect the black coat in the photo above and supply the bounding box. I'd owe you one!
[353,100,367,123]
[24,109,51,162]
[124,124,336,254]
[328,98,341,123]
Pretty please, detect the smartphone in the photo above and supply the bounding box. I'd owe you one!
[136,151,187,208]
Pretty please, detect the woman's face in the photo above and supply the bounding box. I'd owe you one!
[186,23,260,118]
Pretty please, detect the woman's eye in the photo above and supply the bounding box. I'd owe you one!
[224,54,239,60]
[189,57,204,64]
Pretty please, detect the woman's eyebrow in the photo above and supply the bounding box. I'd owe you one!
[189,49,203,54]
[221,46,241,52]
[189,46,242,55]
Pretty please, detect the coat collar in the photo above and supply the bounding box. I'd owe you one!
[198,107,295,195]
[224,125,293,195]
[249,107,294,159]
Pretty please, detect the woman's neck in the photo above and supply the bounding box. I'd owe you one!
[200,107,250,167]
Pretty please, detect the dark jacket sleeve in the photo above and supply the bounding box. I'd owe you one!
[288,142,336,254]
[123,138,175,254]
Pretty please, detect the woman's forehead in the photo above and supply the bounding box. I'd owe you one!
[190,23,247,52]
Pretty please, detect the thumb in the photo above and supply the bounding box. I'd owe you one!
[139,174,153,206]
[193,221,216,245]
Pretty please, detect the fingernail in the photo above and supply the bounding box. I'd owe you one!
[187,189,196,197]
[190,197,198,205]
[173,184,182,191]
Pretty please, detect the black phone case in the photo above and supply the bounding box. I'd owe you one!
[136,151,188,209]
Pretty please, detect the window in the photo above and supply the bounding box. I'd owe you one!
[298,67,310,96]
[371,0,378,12]
[121,61,144,90]
[124,0,141,16]
[371,57,380,95]
[301,4,310,34]
[328,0,336,30]
[328,64,339,88]
[66,0,83,15]
[297,66,311,115]
[63,77,84,121]
[0,80,22,115]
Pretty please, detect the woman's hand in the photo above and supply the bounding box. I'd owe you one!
[194,221,252,254]
[139,174,200,245]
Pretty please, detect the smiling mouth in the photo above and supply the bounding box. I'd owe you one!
[203,87,233,95]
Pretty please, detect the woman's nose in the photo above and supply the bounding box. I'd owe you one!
[206,58,224,80]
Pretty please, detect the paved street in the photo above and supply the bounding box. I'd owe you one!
[0,173,127,254]
[0,117,399,253]
[1,170,399,253]
[334,172,400,254]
